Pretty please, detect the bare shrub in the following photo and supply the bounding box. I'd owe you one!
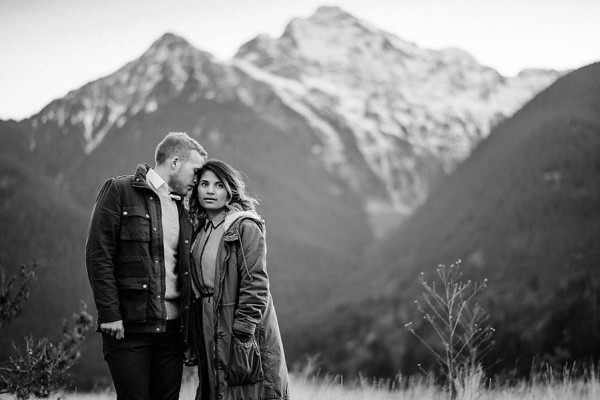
[0,264,36,329]
[405,261,494,398]
[0,264,93,399]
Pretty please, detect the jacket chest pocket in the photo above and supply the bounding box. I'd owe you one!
[120,206,151,241]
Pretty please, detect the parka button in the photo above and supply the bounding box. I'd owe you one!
[123,211,128,216]
[142,284,147,289]
[153,227,157,231]
[184,240,189,244]
[145,214,149,218]
[184,271,189,275]
[149,196,154,200]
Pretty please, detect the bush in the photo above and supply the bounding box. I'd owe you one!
[0,264,93,399]
[404,261,494,398]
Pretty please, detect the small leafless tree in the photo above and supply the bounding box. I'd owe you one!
[405,261,494,398]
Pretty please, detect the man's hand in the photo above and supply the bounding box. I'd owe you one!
[100,320,125,339]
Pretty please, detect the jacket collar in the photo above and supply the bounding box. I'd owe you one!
[132,163,152,190]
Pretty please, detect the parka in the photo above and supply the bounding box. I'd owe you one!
[181,209,290,400]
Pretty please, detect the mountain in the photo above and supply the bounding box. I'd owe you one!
[234,6,562,230]
[0,6,573,386]
[301,62,600,377]
[21,7,562,233]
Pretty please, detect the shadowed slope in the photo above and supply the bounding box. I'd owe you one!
[302,62,600,377]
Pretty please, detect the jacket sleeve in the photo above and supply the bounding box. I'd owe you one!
[85,178,123,324]
[232,220,269,336]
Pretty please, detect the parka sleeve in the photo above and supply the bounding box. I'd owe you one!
[232,219,269,336]
[85,178,123,324]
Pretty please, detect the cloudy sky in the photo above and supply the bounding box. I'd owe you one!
[1,0,599,120]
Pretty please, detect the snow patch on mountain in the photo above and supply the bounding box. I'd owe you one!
[235,5,563,216]
[31,33,234,154]
[232,59,348,169]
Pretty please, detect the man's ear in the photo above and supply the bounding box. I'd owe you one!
[171,156,180,170]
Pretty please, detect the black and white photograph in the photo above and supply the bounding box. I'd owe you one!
[1,1,599,399]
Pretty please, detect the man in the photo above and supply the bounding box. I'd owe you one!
[86,132,207,400]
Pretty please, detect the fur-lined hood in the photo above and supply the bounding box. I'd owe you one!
[223,208,264,242]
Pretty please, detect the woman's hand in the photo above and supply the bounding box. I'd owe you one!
[233,330,253,343]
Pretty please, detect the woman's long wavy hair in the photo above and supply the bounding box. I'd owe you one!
[189,159,259,227]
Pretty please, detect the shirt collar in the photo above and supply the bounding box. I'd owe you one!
[204,210,227,231]
[146,168,167,192]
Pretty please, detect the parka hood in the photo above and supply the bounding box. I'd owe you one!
[223,208,264,242]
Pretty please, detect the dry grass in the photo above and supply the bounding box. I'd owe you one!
[4,367,599,400]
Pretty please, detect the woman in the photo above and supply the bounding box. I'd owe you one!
[182,159,289,400]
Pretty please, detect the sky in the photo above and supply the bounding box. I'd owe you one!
[1,0,599,120]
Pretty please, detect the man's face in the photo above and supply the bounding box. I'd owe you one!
[168,150,206,195]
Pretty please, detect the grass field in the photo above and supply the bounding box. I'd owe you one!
[22,366,598,400]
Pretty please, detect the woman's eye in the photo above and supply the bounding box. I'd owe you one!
[216,183,224,189]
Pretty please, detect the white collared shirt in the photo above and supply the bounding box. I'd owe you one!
[146,168,167,192]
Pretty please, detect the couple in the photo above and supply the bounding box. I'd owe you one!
[85,132,289,400]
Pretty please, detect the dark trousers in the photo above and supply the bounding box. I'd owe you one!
[190,299,211,400]
[102,320,184,400]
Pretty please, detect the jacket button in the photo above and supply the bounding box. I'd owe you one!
[142,284,148,289]
[156,327,160,332]
[153,227,157,231]
[184,240,189,244]
[184,271,189,275]
[149,196,154,200]
[123,211,128,216]
[145,214,149,218]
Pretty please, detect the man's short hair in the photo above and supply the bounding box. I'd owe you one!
[155,132,207,165]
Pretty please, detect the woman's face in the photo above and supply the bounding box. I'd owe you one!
[197,169,229,217]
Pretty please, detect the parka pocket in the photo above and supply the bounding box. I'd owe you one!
[227,335,264,386]
[120,206,150,241]
[116,276,149,323]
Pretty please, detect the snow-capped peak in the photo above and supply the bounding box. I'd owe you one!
[31,32,228,154]
[234,6,563,220]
